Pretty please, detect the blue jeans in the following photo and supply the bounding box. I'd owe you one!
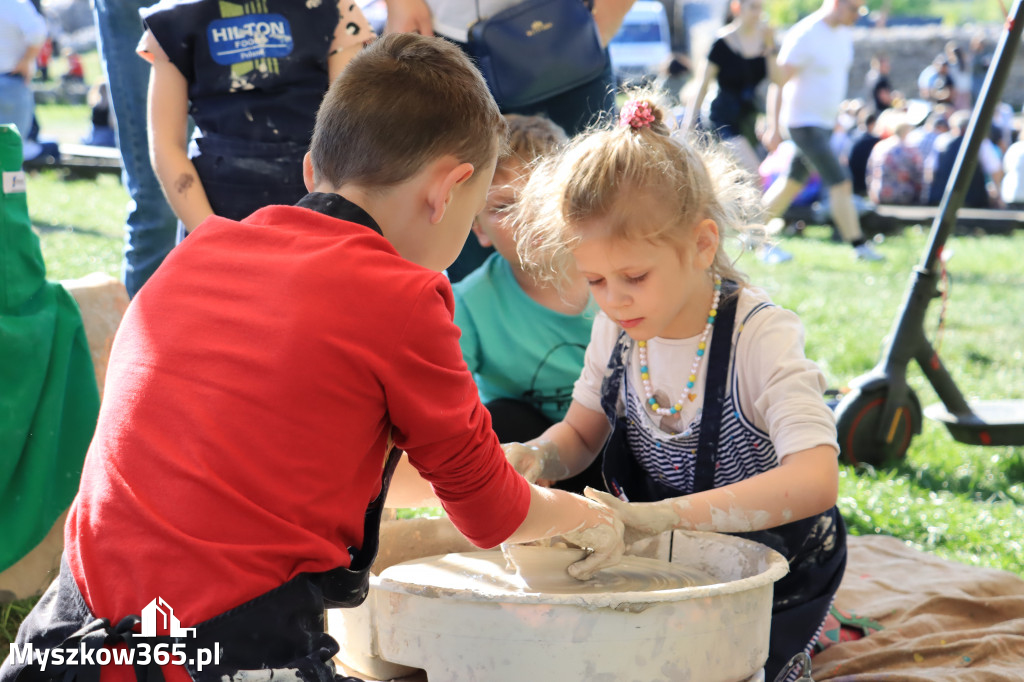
[92,0,178,298]
[0,75,35,154]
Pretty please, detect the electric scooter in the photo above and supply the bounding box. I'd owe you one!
[834,0,1024,466]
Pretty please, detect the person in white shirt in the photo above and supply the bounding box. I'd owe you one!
[0,0,47,159]
[1001,137,1024,207]
[760,0,885,261]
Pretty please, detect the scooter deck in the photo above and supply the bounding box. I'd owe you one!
[925,399,1024,446]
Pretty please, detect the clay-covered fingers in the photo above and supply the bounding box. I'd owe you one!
[502,442,544,483]
[502,441,569,484]
[561,495,626,581]
[583,487,680,546]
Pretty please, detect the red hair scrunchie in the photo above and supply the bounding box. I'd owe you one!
[619,100,655,129]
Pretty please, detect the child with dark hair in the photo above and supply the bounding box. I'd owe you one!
[454,113,603,492]
[82,81,116,147]
[1,34,624,682]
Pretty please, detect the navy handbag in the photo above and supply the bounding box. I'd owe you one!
[466,0,608,109]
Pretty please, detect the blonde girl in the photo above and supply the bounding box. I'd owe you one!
[505,96,846,680]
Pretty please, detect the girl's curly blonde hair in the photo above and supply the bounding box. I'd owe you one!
[514,91,763,294]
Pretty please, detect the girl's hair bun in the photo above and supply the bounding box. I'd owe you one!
[616,92,671,135]
[619,99,658,129]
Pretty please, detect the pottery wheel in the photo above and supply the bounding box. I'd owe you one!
[378,548,717,598]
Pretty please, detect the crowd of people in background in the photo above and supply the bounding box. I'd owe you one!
[5,0,1020,297]
[654,10,1021,232]
[830,37,1015,212]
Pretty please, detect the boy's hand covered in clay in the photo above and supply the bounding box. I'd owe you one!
[584,487,681,546]
[502,441,570,484]
[560,493,626,580]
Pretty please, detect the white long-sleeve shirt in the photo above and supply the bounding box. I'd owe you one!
[573,285,839,463]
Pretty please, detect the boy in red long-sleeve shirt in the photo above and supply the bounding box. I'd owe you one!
[2,34,624,682]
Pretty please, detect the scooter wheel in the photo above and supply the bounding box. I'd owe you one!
[835,388,922,467]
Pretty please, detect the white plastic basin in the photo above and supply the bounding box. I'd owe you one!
[331,526,787,682]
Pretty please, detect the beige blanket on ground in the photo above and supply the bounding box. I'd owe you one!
[813,534,1024,681]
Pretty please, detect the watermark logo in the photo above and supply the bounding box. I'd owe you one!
[141,598,196,638]
[10,598,220,672]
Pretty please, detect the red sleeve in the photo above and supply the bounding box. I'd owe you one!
[382,278,531,548]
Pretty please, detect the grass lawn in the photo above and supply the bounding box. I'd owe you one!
[742,227,1024,574]
[4,161,1023,657]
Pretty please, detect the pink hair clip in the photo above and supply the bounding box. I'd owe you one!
[619,100,655,129]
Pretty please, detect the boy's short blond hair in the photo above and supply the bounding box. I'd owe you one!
[502,114,567,167]
[310,34,506,189]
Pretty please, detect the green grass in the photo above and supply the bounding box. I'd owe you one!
[27,172,128,281]
[765,0,1005,26]
[1,599,37,658]
[33,49,104,145]
[34,102,92,146]
[742,225,1024,574]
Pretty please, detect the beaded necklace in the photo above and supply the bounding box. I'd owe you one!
[637,276,722,416]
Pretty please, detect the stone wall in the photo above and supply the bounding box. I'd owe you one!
[847,24,1022,109]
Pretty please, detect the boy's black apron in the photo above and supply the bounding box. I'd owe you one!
[1,446,397,682]
[0,195,405,682]
[597,281,846,681]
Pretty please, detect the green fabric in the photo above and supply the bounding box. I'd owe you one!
[0,125,99,572]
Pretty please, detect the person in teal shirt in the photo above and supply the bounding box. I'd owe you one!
[453,114,601,492]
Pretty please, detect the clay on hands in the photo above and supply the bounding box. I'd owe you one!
[559,494,626,580]
[502,441,570,484]
[584,487,684,546]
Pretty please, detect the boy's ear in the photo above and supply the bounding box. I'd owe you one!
[429,161,476,225]
[694,218,720,268]
[302,152,316,193]
[470,218,492,248]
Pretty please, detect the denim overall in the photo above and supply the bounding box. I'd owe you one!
[0,195,403,682]
[597,283,847,681]
[179,132,308,240]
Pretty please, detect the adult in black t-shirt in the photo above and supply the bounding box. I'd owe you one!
[864,54,893,113]
[684,0,778,175]
[846,111,880,197]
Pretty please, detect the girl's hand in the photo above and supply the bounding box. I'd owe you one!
[583,487,682,545]
[559,493,626,580]
[502,441,569,484]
